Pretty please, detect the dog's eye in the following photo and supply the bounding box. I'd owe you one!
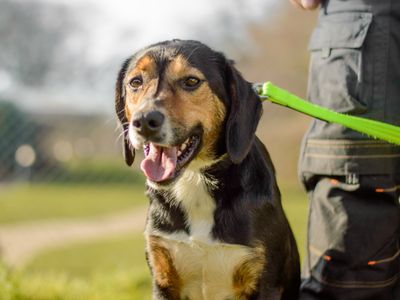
[181,76,202,90]
[129,77,143,90]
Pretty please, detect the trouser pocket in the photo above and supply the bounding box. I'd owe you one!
[301,175,400,300]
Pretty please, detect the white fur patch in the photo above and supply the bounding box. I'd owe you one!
[155,236,255,300]
[128,122,143,149]
[172,160,218,243]
[161,159,254,299]
[147,158,260,299]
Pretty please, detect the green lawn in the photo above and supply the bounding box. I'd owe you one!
[0,184,308,300]
[0,184,147,224]
[281,185,308,259]
[23,185,308,274]
[25,234,148,278]
[1,264,151,300]
[15,234,152,300]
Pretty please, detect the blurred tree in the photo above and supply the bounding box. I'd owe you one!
[0,0,85,87]
[0,101,32,179]
[192,0,281,60]
[0,100,56,181]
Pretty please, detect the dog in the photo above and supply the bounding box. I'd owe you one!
[115,40,300,300]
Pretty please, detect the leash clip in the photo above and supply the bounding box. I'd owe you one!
[253,83,268,100]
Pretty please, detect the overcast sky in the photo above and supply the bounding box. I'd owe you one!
[2,0,279,114]
[67,0,278,62]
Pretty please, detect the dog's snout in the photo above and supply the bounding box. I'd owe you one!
[132,111,165,137]
[146,111,165,130]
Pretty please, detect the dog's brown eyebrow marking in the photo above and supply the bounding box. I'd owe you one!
[123,54,159,121]
[165,54,205,81]
[137,55,154,71]
[126,54,157,78]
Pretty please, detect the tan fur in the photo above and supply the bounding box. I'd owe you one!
[147,166,266,300]
[147,235,182,299]
[164,55,226,160]
[149,234,265,300]
[134,54,155,73]
[123,53,226,159]
[124,50,268,299]
[232,246,266,298]
[124,55,158,121]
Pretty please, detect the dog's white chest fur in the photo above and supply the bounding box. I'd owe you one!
[159,236,255,300]
[172,166,216,242]
[147,166,260,300]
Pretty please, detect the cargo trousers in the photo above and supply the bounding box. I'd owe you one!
[299,1,400,299]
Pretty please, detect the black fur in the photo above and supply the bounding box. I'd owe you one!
[207,139,300,299]
[115,57,135,166]
[224,63,263,164]
[116,40,300,299]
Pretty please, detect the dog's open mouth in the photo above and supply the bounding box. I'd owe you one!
[140,135,200,183]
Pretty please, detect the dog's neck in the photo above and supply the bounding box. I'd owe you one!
[172,165,216,243]
[146,157,224,244]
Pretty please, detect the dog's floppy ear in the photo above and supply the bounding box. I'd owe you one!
[225,61,262,164]
[115,58,135,166]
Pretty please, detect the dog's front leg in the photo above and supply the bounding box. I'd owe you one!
[147,235,183,300]
[255,287,284,300]
[152,281,181,300]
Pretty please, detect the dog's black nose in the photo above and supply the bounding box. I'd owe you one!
[132,111,165,137]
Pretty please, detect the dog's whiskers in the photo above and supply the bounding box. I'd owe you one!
[116,107,126,116]
[115,125,129,143]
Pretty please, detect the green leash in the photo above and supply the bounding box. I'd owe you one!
[254,82,400,146]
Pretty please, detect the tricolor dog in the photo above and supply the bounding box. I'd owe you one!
[115,40,300,300]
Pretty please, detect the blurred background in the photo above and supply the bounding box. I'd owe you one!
[0,0,317,299]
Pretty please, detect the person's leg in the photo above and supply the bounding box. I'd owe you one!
[299,174,400,300]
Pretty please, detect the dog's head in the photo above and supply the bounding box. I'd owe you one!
[116,40,262,184]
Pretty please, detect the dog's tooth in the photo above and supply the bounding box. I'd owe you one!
[181,143,187,151]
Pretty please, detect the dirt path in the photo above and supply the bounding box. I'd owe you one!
[0,207,147,268]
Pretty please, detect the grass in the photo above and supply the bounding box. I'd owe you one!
[1,234,152,300]
[47,160,146,184]
[0,183,148,224]
[22,185,308,269]
[24,234,148,278]
[0,184,308,299]
[0,264,151,300]
[280,184,308,259]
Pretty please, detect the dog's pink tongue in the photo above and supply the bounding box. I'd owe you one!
[140,144,177,182]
